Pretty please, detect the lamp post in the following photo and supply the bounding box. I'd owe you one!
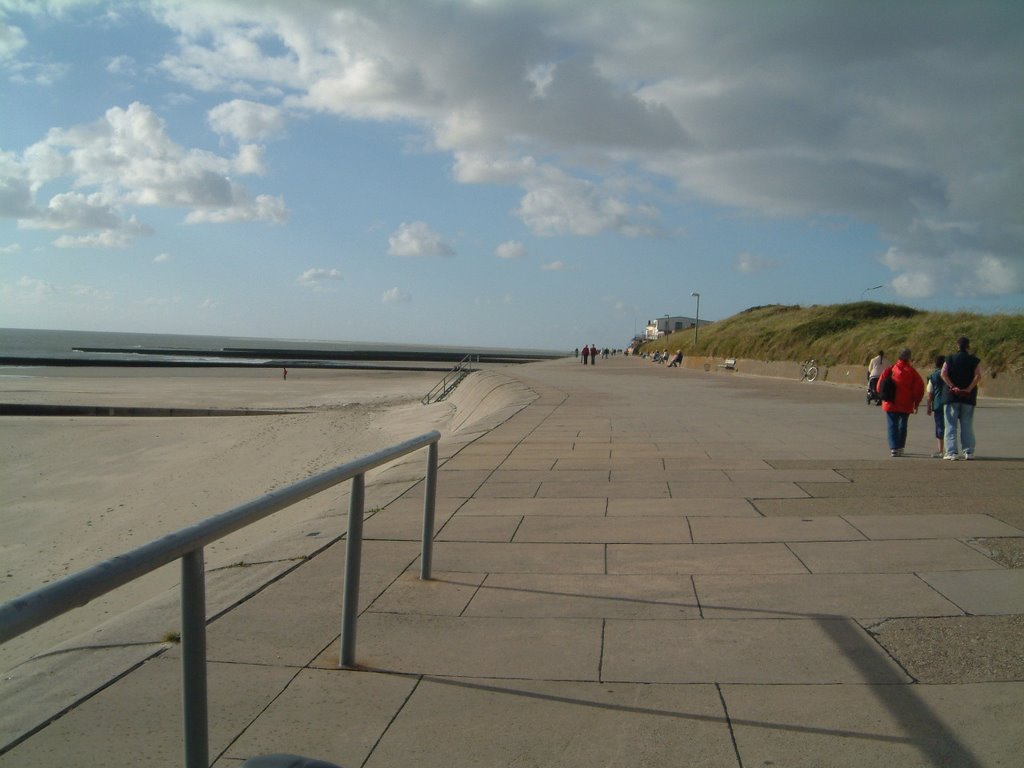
[691,292,700,345]
[861,284,883,300]
[663,314,670,337]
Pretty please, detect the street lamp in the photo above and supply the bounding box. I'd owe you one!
[691,292,700,344]
[861,284,884,300]
[663,314,670,337]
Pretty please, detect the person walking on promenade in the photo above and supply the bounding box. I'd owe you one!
[589,344,597,365]
[880,348,925,457]
[941,336,982,460]
[867,350,888,405]
[925,355,946,458]
[581,345,590,365]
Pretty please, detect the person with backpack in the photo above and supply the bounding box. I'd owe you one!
[878,348,925,457]
[940,336,982,460]
[925,355,946,458]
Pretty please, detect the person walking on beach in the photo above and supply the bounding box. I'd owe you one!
[282,367,288,380]
[589,344,597,365]
[880,348,924,457]
[581,345,590,365]
[925,355,945,458]
[941,336,982,460]
[867,350,888,405]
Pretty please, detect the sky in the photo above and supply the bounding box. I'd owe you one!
[1,1,1022,351]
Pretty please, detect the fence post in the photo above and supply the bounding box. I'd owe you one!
[420,441,439,580]
[339,473,365,667]
[180,548,208,768]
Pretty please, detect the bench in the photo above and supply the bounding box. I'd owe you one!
[719,358,737,371]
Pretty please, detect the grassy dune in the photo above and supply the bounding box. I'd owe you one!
[640,302,1024,375]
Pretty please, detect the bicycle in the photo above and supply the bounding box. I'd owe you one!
[800,359,819,382]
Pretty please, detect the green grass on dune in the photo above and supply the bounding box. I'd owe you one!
[640,302,1024,375]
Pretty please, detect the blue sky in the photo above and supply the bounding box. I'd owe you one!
[2,1,1021,350]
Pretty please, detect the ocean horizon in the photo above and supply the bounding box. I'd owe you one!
[0,327,567,368]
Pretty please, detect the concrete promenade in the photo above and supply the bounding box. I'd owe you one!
[3,356,1023,767]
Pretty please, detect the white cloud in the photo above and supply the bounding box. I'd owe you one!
[296,267,342,291]
[495,240,525,260]
[381,286,411,304]
[517,166,660,237]
[0,19,27,61]
[53,230,136,248]
[198,298,220,310]
[735,251,779,274]
[540,260,576,272]
[0,242,21,254]
[208,99,286,141]
[106,55,135,76]
[154,252,171,263]
[13,102,287,230]
[387,221,454,257]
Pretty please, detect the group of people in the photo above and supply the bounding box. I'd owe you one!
[576,344,599,365]
[871,336,982,459]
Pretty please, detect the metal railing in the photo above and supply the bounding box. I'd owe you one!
[0,430,441,768]
[422,354,477,403]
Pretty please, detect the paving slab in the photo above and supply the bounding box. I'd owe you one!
[788,540,1005,573]
[312,614,602,680]
[754,495,1024,518]
[435,514,521,542]
[218,668,417,767]
[695,573,962,619]
[537,480,671,498]
[514,515,692,543]
[364,678,738,768]
[428,541,605,573]
[606,497,759,517]
[843,513,1023,539]
[368,570,485,616]
[918,569,1024,615]
[0,657,295,768]
[723,682,1024,768]
[602,618,909,684]
[667,481,809,498]
[607,543,809,574]
[690,516,865,543]
[461,573,700,619]
[456,496,606,516]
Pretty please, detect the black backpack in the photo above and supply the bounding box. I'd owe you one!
[878,371,897,403]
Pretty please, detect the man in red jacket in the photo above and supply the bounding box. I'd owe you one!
[879,348,925,457]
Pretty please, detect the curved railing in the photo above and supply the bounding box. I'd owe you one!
[0,430,442,768]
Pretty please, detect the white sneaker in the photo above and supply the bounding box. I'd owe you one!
[961,452,973,460]
[943,454,959,461]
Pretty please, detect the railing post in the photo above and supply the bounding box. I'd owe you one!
[339,473,365,667]
[180,548,208,768]
[420,441,439,580]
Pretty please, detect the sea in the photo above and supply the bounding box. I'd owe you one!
[0,328,565,368]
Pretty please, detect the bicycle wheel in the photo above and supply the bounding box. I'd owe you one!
[805,365,818,382]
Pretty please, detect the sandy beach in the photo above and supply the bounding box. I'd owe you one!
[0,366,456,673]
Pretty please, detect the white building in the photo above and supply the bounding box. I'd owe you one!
[644,316,700,340]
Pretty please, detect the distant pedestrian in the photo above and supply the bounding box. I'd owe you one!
[574,348,579,359]
[925,355,946,458]
[581,345,590,365]
[589,344,597,365]
[867,350,888,406]
[283,367,288,380]
[880,348,924,457]
[941,336,982,460]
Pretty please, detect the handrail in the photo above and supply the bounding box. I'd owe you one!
[0,430,441,768]
[422,354,477,403]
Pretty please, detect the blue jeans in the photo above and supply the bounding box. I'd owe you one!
[944,402,976,456]
[886,411,909,450]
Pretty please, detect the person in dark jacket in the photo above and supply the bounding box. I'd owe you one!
[940,336,982,460]
[880,348,925,457]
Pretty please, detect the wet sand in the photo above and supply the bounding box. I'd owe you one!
[0,366,453,672]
